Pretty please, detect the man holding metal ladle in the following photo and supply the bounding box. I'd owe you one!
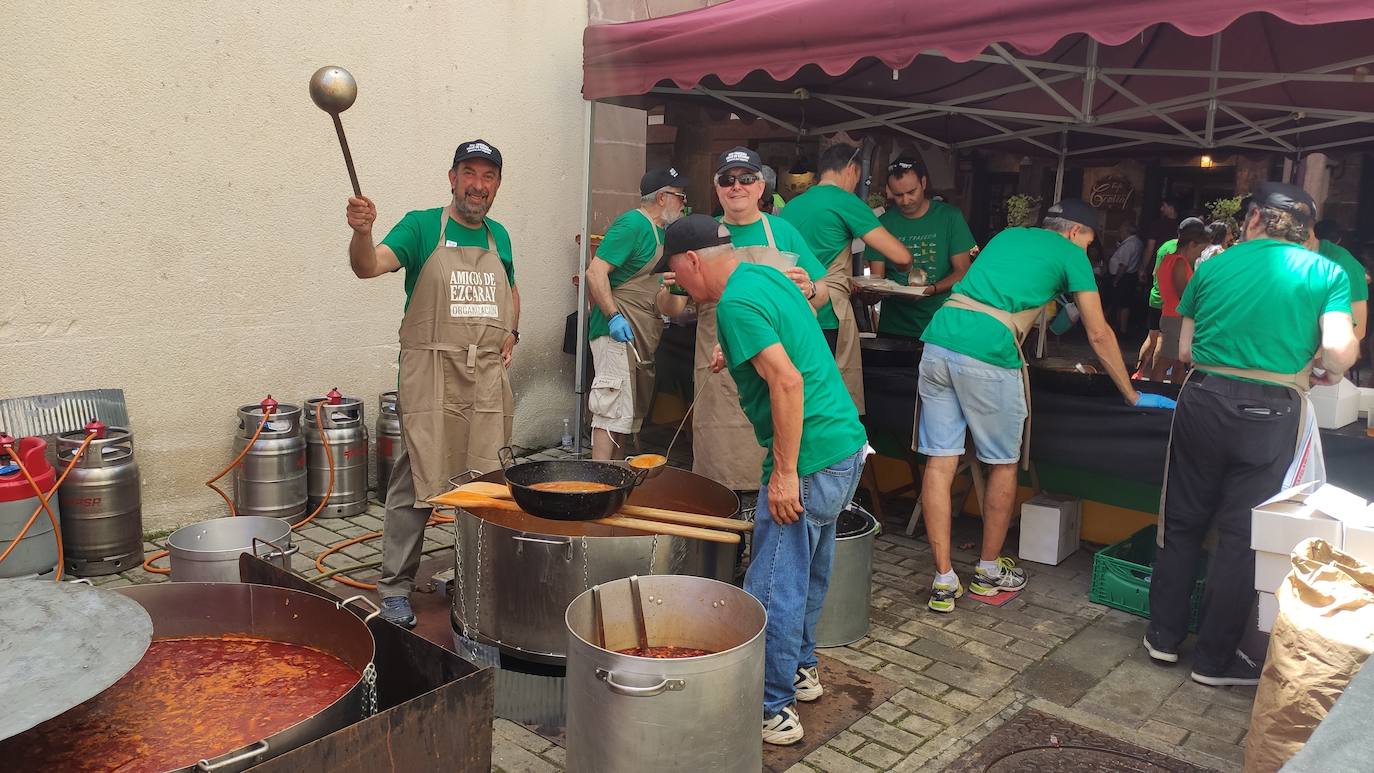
[656,214,869,746]
[344,139,519,629]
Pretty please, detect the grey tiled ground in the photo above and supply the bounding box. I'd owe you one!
[104,443,1250,772]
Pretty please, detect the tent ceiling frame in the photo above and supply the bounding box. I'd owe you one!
[642,35,1374,155]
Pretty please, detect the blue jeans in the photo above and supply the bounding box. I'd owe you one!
[917,344,1027,465]
[744,447,866,716]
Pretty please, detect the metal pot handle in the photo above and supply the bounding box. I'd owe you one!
[447,469,485,489]
[251,536,296,561]
[197,740,269,771]
[512,534,575,560]
[629,465,650,487]
[337,594,382,624]
[595,668,686,697]
[498,446,516,472]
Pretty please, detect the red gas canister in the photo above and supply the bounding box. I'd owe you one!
[0,436,62,578]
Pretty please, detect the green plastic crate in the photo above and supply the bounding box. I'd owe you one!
[1089,525,1204,632]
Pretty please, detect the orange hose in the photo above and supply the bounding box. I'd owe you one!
[0,431,95,580]
[315,511,453,590]
[205,410,271,516]
[291,401,334,531]
[143,548,171,575]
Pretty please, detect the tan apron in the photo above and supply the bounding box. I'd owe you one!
[912,292,1042,470]
[820,245,865,413]
[397,207,514,505]
[614,209,666,432]
[693,216,794,490]
[1156,360,1316,547]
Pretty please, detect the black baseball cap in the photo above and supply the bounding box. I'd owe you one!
[640,167,688,195]
[715,146,763,174]
[1177,216,1207,236]
[1252,181,1317,226]
[653,214,732,272]
[1044,198,1100,230]
[452,139,502,170]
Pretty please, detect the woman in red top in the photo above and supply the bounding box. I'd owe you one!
[1154,219,1209,381]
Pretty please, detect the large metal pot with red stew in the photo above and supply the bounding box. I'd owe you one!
[565,575,765,773]
[452,465,741,664]
[1,582,378,773]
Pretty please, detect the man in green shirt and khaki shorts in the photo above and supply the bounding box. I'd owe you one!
[1147,183,1357,686]
[585,167,687,459]
[658,214,868,746]
[864,157,977,340]
[918,200,1173,614]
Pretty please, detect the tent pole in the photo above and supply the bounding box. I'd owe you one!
[573,99,596,457]
[1053,131,1067,201]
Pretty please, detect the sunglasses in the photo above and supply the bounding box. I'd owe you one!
[663,191,687,201]
[716,173,762,188]
[888,161,916,171]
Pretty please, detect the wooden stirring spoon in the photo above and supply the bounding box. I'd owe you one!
[457,481,752,533]
[429,490,740,545]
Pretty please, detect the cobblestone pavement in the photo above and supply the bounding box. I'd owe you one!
[101,444,1251,772]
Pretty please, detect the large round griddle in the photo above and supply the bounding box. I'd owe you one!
[0,580,153,740]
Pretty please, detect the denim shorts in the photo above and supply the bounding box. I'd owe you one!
[917,344,1027,464]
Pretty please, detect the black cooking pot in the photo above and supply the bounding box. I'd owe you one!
[498,447,647,521]
[859,335,923,369]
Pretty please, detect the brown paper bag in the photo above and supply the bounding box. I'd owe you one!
[1244,538,1374,772]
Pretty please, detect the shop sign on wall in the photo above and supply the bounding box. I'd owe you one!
[1088,175,1135,210]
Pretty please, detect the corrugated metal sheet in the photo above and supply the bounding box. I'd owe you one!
[0,389,130,441]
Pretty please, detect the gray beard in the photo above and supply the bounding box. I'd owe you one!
[661,207,684,226]
[454,196,490,225]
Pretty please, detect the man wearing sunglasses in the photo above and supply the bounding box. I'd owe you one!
[659,147,828,492]
[865,157,977,340]
[585,167,688,460]
[779,142,914,412]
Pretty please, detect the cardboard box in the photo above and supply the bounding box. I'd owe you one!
[1254,551,1295,594]
[1359,387,1374,419]
[1018,493,1082,565]
[1341,510,1374,568]
[1258,591,1279,633]
[1309,378,1360,429]
[1250,482,1355,555]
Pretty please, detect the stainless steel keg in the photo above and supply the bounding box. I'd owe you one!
[376,390,401,497]
[232,401,307,524]
[56,425,143,576]
[302,392,369,518]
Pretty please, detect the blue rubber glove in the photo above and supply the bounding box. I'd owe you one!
[1134,393,1177,410]
[608,312,635,343]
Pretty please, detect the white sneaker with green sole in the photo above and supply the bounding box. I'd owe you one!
[969,557,1027,596]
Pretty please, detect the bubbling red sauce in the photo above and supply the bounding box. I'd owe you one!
[2,636,359,773]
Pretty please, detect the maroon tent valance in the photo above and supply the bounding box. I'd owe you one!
[584,0,1374,100]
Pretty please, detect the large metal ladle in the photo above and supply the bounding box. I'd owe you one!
[309,65,361,196]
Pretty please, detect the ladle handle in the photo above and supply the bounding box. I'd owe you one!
[332,113,361,196]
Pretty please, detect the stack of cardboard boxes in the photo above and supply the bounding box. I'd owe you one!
[1252,482,1374,632]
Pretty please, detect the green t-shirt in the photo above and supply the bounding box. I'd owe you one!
[922,227,1097,369]
[716,263,867,485]
[777,184,882,329]
[1180,238,1352,380]
[719,214,827,285]
[380,207,515,309]
[587,208,663,341]
[864,201,976,337]
[1318,240,1370,303]
[1147,238,1178,309]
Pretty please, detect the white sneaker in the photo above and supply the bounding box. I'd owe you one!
[762,705,804,745]
[794,665,823,702]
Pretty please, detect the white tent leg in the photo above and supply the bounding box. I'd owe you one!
[573,100,596,456]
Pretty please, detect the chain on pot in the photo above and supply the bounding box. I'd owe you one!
[362,662,378,717]
[454,517,468,629]
[648,533,659,575]
[581,534,589,590]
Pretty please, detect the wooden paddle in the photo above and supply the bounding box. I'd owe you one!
[456,481,753,533]
[428,490,740,545]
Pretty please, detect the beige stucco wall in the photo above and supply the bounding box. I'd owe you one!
[2,1,588,531]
